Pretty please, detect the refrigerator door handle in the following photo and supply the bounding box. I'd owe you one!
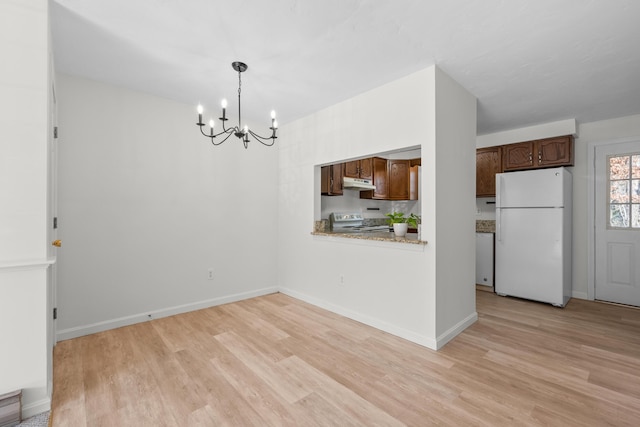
[496,208,501,242]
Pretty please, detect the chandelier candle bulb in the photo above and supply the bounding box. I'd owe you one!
[197,104,203,125]
[221,99,227,120]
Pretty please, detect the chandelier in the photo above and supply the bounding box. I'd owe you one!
[196,61,278,149]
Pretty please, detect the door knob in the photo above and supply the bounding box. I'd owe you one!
[52,239,62,247]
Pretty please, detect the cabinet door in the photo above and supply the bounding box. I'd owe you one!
[388,159,410,200]
[343,160,359,178]
[321,166,329,194]
[409,165,419,200]
[359,158,373,180]
[476,147,502,197]
[361,157,388,199]
[330,164,343,195]
[536,136,573,167]
[321,165,343,195]
[502,142,534,171]
[344,159,373,180]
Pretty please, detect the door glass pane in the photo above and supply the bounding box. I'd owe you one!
[608,153,640,229]
[633,204,640,228]
[610,180,629,203]
[610,156,630,179]
[633,180,640,203]
[611,204,630,227]
[633,155,640,178]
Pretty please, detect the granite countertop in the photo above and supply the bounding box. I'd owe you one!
[476,220,496,233]
[311,230,426,245]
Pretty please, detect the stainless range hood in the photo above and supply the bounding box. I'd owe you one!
[342,177,376,190]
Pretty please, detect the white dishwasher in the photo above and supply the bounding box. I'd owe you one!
[476,232,494,288]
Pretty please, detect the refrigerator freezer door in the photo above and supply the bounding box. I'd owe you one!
[495,207,566,305]
[497,168,567,208]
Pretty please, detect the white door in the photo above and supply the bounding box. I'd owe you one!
[47,80,59,396]
[594,141,640,306]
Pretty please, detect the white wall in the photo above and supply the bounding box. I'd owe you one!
[277,66,477,349]
[55,75,279,339]
[432,67,478,338]
[0,0,51,417]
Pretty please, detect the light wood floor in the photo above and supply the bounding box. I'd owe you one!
[51,291,640,426]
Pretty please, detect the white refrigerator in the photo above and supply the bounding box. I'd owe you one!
[495,167,572,307]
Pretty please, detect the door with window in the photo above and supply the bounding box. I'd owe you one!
[595,141,640,306]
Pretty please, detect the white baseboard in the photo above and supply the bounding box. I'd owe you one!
[56,286,477,352]
[572,290,589,300]
[56,287,278,341]
[22,397,51,420]
[279,287,440,350]
[435,311,478,350]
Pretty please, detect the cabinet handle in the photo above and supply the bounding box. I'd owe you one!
[529,153,532,164]
[538,151,542,163]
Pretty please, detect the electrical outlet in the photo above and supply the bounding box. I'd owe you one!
[339,274,345,286]
[208,268,214,280]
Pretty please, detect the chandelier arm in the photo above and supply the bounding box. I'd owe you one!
[220,118,235,134]
[199,124,233,140]
[210,131,236,146]
[247,129,277,146]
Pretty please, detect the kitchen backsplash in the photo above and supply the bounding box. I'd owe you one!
[321,190,420,221]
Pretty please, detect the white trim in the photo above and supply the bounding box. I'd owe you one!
[56,286,278,341]
[0,258,56,272]
[279,286,441,350]
[435,312,478,350]
[57,284,476,351]
[476,119,576,148]
[21,397,51,420]
[572,290,589,300]
[587,136,640,301]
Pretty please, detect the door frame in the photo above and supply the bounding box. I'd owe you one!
[587,136,640,301]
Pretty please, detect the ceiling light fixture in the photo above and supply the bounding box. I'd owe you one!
[196,61,277,149]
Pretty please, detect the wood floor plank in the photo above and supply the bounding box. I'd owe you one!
[278,355,403,426]
[214,331,312,404]
[51,291,640,426]
[208,350,299,426]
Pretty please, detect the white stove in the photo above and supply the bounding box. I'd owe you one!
[329,212,389,233]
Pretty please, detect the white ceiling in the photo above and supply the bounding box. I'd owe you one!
[50,0,640,135]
